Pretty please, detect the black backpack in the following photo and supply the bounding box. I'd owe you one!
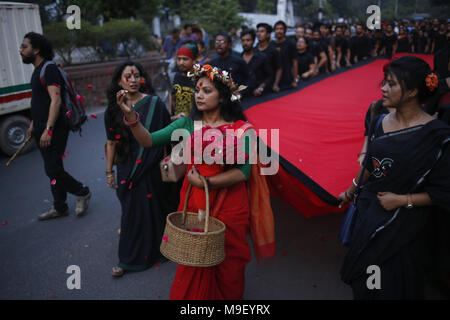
[40,61,87,134]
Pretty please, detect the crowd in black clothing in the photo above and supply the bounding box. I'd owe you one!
[163,18,449,101]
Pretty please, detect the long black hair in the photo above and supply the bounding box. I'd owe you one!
[106,61,155,162]
[383,56,437,105]
[190,77,247,123]
[24,32,54,60]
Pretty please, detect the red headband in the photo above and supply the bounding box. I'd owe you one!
[177,46,194,60]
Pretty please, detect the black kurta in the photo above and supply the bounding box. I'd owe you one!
[340,116,450,299]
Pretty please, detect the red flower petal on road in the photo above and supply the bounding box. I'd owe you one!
[136,158,142,164]
[88,84,93,88]
[90,114,98,119]
[1,221,7,226]
[120,180,126,184]
[62,154,66,159]
[51,179,56,185]
[146,193,152,198]
[162,236,168,242]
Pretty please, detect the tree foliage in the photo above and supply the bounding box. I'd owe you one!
[178,0,247,37]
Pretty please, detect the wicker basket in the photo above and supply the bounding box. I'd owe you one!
[160,175,226,267]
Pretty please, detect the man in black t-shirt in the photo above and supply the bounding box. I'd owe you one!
[210,32,249,91]
[20,32,90,220]
[255,23,282,92]
[334,26,351,68]
[350,24,372,63]
[241,29,272,96]
[379,24,397,59]
[273,20,298,91]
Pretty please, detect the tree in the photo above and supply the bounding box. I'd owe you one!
[256,0,277,14]
[178,0,247,38]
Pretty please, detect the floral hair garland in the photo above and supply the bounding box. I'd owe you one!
[425,72,438,92]
[187,64,247,102]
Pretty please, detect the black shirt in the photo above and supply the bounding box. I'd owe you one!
[171,72,195,116]
[413,35,428,53]
[30,60,65,126]
[255,42,282,86]
[334,36,349,65]
[296,51,314,76]
[381,33,398,57]
[433,31,448,53]
[241,50,273,91]
[397,35,410,53]
[273,39,297,89]
[210,52,249,87]
[350,35,372,61]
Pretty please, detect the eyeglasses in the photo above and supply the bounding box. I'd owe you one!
[215,39,226,44]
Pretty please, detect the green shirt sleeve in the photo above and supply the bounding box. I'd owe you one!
[151,117,193,147]
[233,128,254,180]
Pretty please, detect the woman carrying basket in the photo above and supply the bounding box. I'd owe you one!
[116,64,275,299]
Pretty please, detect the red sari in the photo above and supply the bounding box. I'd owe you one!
[169,120,275,300]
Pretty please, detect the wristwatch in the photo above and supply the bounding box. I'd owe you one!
[406,194,414,209]
[46,125,53,132]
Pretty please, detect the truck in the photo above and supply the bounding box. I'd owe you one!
[0,2,42,156]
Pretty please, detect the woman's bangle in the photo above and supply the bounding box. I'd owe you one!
[123,112,140,127]
[358,152,366,157]
[106,170,115,176]
[352,178,358,187]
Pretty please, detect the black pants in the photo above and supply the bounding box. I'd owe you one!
[33,124,88,212]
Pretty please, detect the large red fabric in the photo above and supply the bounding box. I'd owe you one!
[244,54,434,218]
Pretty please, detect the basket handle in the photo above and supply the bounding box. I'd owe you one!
[181,174,210,233]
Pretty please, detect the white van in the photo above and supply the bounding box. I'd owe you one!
[0,2,42,155]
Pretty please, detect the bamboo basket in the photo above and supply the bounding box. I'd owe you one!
[160,175,226,267]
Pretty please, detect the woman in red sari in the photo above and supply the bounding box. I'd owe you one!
[116,64,275,299]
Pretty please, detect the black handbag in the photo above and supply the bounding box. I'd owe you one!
[339,114,385,247]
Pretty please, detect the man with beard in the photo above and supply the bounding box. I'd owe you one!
[312,30,329,74]
[350,23,372,63]
[20,32,91,220]
[379,23,397,59]
[334,26,351,69]
[210,32,249,92]
[273,20,298,91]
[240,29,272,97]
[255,23,282,93]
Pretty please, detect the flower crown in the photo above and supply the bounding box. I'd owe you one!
[187,64,247,101]
[425,72,438,92]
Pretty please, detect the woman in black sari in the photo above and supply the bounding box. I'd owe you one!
[338,56,450,299]
[105,61,178,277]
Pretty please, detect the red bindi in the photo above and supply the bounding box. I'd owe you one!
[199,83,203,87]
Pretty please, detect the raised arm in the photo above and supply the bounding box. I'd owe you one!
[117,90,153,148]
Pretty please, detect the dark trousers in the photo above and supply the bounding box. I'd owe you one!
[33,124,88,212]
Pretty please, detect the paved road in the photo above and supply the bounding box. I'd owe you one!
[0,110,444,300]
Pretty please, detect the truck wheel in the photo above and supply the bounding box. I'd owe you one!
[0,115,35,156]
